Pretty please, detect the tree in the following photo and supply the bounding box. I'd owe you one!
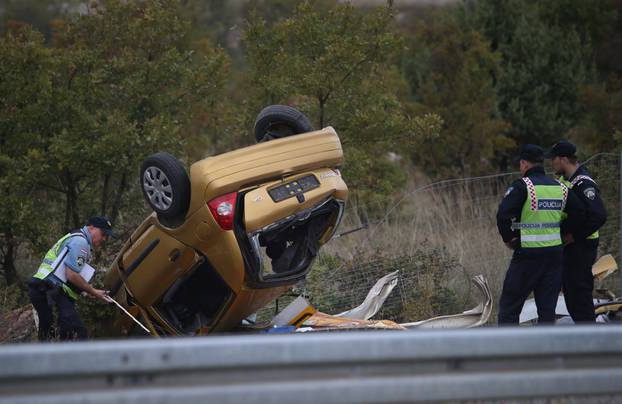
[0,26,54,285]
[565,0,622,154]
[243,1,440,208]
[21,0,230,229]
[0,0,231,285]
[467,0,594,146]
[570,77,622,154]
[403,10,512,176]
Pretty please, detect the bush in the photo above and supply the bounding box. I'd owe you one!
[0,279,29,315]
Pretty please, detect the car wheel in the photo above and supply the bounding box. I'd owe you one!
[254,105,314,143]
[140,152,190,222]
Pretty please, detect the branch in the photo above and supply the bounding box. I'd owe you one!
[35,181,65,194]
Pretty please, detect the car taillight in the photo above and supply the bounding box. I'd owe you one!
[208,192,237,230]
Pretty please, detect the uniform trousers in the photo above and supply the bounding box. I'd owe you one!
[498,247,563,324]
[562,241,598,322]
[28,278,88,341]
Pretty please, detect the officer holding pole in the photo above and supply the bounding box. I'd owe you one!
[27,217,112,341]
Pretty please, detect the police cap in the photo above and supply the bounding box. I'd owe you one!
[517,144,544,163]
[545,140,576,159]
[87,216,113,237]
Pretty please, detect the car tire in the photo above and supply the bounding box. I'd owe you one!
[140,152,190,223]
[254,105,314,143]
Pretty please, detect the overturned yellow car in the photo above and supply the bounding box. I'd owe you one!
[104,106,347,336]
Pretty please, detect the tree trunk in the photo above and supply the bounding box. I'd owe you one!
[110,172,128,224]
[63,173,80,229]
[64,191,71,230]
[1,228,19,286]
[101,173,110,215]
[69,182,80,228]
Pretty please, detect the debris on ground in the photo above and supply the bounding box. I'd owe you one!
[288,274,492,333]
[401,274,492,329]
[520,254,619,324]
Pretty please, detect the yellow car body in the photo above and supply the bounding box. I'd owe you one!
[104,127,347,336]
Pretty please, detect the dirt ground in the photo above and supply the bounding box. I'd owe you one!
[0,305,37,344]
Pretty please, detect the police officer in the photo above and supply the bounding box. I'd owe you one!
[547,140,607,322]
[27,217,112,341]
[496,145,585,324]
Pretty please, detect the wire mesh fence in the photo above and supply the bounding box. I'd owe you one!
[258,153,621,324]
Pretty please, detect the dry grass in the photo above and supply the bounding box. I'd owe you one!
[320,153,621,322]
[322,171,516,312]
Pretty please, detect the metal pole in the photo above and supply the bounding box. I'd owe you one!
[107,295,152,335]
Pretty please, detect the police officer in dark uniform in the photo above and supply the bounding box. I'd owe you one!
[496,145,585,324]
[547,140,607,322]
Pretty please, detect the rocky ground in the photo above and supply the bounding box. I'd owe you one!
[0,305,37,343]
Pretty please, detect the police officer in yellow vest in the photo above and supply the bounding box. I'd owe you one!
[27,217,112,341]
[547,140,607,322]
[496,145,585,324]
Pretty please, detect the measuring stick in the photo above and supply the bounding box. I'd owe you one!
[106,295,152,335]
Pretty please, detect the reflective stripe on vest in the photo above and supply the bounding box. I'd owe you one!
[33,232,87,300]
[521,234,564,242]
[560,174,599,240]
[519,178,566,248]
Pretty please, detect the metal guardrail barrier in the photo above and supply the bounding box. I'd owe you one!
[1,326,622,403]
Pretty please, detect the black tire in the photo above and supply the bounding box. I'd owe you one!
[140,152,190,222]
[254,105,314,143]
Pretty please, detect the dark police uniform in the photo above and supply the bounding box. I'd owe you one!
[496,145,585,324]
[555,154,607,322]
[562,166,606,322]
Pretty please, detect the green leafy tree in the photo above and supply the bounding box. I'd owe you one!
[244,1,440,209]
[403,11,512,176]
[0,26,53,285]
[0,0,231,286]
[498,14,590,145]
[20,0,230,229]
[565,0,622,154]
[570,78,622,153]
[467,0,594,146]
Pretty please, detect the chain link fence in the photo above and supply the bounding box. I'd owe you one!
[258,153,621,324]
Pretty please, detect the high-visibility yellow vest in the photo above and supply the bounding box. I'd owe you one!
[33,232,87,300]
[513,178,567,248]
[559,175,599,240]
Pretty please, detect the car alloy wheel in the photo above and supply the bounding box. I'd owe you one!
[143,166,173,211]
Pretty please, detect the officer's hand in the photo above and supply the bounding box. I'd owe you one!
[505,238,519,250]
[92,289,112,304]
[562,234,575,245]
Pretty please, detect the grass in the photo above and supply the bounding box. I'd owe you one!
[317,154,621,323]
[318,171,515,320]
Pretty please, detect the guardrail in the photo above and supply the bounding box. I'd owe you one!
[1,326,622,403]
